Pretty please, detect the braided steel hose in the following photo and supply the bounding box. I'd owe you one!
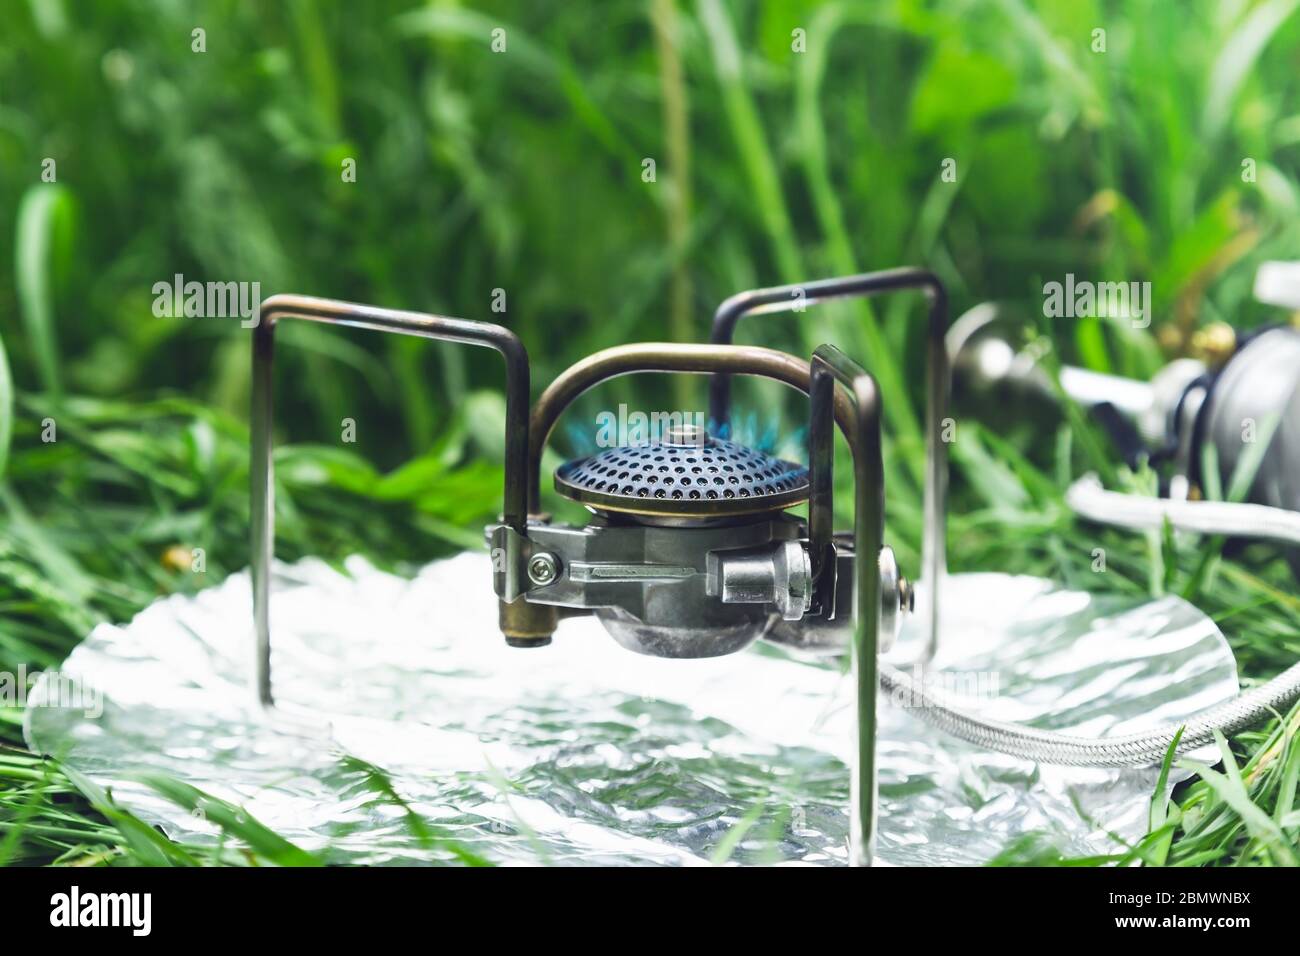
[880,658,1300,768]
[874,473,1300,767]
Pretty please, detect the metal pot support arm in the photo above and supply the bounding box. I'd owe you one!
[708,268,949,661]
[251,294,531,707]
[807,344,885,866]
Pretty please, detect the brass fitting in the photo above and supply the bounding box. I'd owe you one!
[498,598,557,648]
[1189,322,1237,368]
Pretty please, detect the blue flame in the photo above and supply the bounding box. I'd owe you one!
[560,409,806,463]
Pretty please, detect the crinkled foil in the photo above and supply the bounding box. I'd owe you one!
[25,555,1238,865]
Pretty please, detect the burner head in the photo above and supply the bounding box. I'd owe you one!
[555,432,809,521]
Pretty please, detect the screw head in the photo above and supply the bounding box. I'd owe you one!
[898,577,915,614]
[527,553,559,587]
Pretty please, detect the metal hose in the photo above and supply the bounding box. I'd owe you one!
[1065,475,1300,547]
[880,658,1300,768]
[880,476,1300,767]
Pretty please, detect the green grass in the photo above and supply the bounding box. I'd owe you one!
[1,0,1299,864]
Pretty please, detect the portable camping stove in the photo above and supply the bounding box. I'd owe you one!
[249,269,952,866]
[29,264,1287,864]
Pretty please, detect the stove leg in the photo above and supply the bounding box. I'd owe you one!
[249,295,529,709]
[809,344,883,866]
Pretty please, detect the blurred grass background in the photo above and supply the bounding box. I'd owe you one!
[1,0,1299,865]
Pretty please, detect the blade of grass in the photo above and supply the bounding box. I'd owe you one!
[710,798,767,865]
[0,331,11,479]
[59,764,201,866]
[13,183,73,402]
[697,0,802,280]
[1178,733,1298,866]
[138,773,323,866]
[1145,727,1184,866]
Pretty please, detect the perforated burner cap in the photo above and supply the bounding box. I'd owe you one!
[555,434,809,519]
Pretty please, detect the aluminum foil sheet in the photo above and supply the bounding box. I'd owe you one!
[25,554,1238,865]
